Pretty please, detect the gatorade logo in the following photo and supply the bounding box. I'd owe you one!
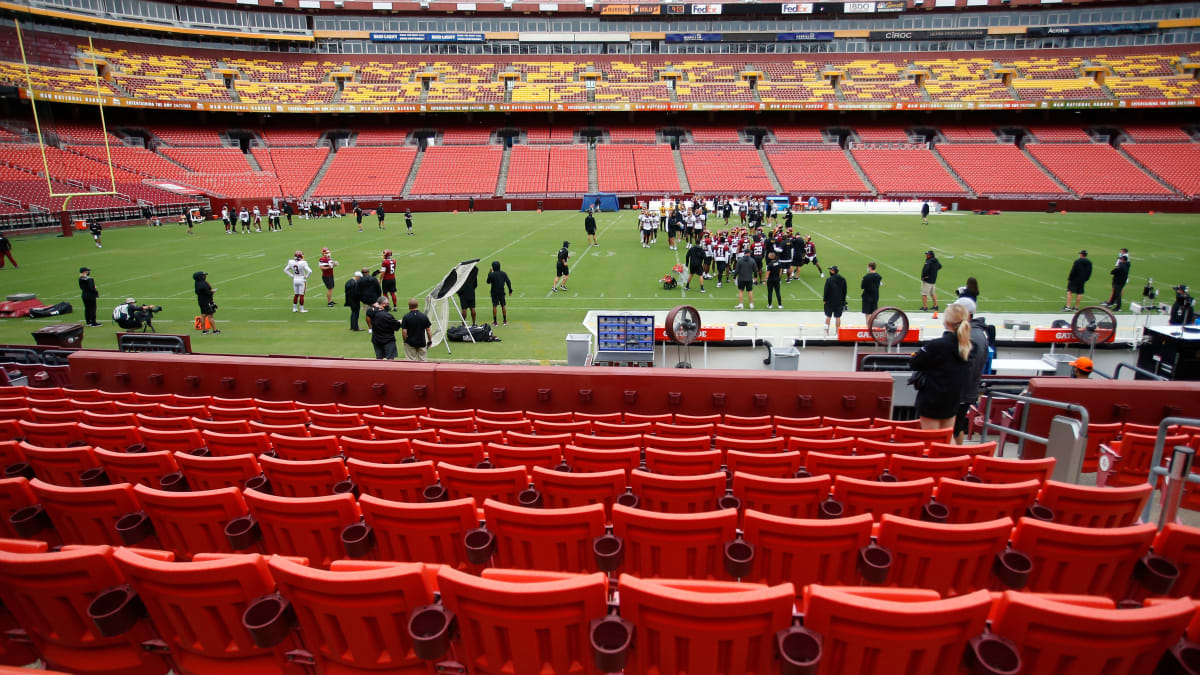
[1056,332,1074,340]
[856,331,872,338]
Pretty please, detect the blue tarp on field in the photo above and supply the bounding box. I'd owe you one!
[581,193,619,212]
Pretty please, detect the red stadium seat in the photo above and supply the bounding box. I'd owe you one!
[824,416,873,428]
[935,477,1042,524]
[206,405,253,423]
[440,429,504,445]
[644,448,722,475]
[989,591,1195,675]
[345,457,435,503]
[187,416,246,433]
[374,427,436,443]
[714,434,789,455]
[618,574,796,674]
[859,438,925,458]
[78,423,144,452]
[201,430,271,457]
[725,450,803,478]
[532,419,591,435]
[29,408,84,424]
[295,401,338,413]
[892,426,954,449]
[844,425,892,441]
[530,466,626,516]
[19,442,99,486]
[0,477,37,539]
[382,405,427,417]
[473,417,532,434]
[113,401,160,415]
[308,411,362,428]
[676,413,723,425]
[483,499,607,573]
[723,414,773,427]
[268,433,341,461]
[0,544,172,675]
[801,585,992,674]
[1083,422,1123,473]
[17,420,84,447]
[651,422,714,439]
[629,469,726,513]
[612,504,738,580]
[626,413,672,424]
[732,473,831,519]
[1011,518,1156,598]
[969,455,1056,484]
[487,443,562,472]
[434,566,608,674]
[645,435,712,452]
[833,476,936,521]
[418,415,474,433]
[876,514,1014,596]
[134,414,194,431]
[742,510,875,589]
[411,439,484,468]
[241,489,361,567]
[888,454,971,482]
[473,408,523,421]
[1099,431,1189,487]
[173,452,262,492]
[1152,523,1200,599]
[363,413,417,430]
[93,447,178,487]
[594,421,649,437]
[133,484,249,559]
[713,423,774,440]
[780,425,836,441]
[437,464,527,505]
[425,407,471,420]
[139,428,204,454]
[339,436,412,463]
[505,431,571,449]
[562,445,640,476]
[804,451,887,480]
[311,423,371,440]
[249,421,308,437]
[112,548,305,673]
[1036,480,1151,528]
[526,411,573,423]
[258,455,348,498]
[253,398,294,410]
[267,556,436,674]
[133,392,174,405]
[80,411,137,428]
[773,415,826,429]
[358,495,476,569]
[27,479,141,546]
[788,436,855,456]
[569,433,643,450]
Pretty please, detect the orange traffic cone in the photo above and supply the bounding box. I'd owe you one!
[932,309,939,319]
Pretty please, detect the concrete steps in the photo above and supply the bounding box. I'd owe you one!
[304,147,337,199]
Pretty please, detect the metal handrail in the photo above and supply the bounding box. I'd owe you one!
[1112,362,1167,381]
[1142,416,1200,527]
[980,391,1089,459]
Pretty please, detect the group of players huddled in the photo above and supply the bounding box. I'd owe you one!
[219,204,286,233]
[635,197,823,293]
[281,247,403,313]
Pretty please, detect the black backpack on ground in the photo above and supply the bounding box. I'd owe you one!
[446,324,499,342]
[28,302,73,318]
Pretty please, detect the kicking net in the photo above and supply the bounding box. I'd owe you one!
[425,259,480,351]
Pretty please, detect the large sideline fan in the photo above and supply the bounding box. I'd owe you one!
[426,259,480,353]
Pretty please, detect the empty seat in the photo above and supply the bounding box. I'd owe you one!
[483,499,607,573]
[876,514,1014,596]
[242,489,361,568]
[1152,523,1200,598]
[358,495,476,569]
[373,427,436,443]
[135,415,194,431]
[532,419,591,435]
[173,452,262,491]
[630,470,726,513]
[832,476,935,521]
[439,430,504,446]
[139,428,204,454]
[132,484,249,559]
[641,435,709,452]
[19,442,99,487]
[888,454,971,482]
[562,445,640,476]
[434,565,608,675]
[651,422,714,439]
[742,511,875,589]
[0,544,172,675]
[530,466,626,516]
[927,441,998,458]
[505,431,571,449]
[612,504,739,580]
[80,411,138,428]
[805,452,888,481]
[418,415,473,433]
[339,436,412,464]
[189,418,250,434]
[713,435,786,453]
[93,446,178,487]
[250,421,308,437]
[473,417,532,434]
[487,443,562,472]
[200,431,271,458]
[594,421,649,437]
[311,423,371,440]
[843,425,892,441]
[112,548,305,673]
[969,455,1056,484]
[626,413,672,425]
[308,411,362,428]
[892,426,954,448]
[526,411,574,423]
[473,408,524,422]
[644,448,722,475]
[256,407,309,425]
[1036,480,1151,528]
[258,455,348,498]
[1010,518,1156,598]
[713,424,775,441]
[732,473,831,519]
[437,463,527,505]
[989,590,1195,675]
[268,433,341,461]
[935,477,1042,523]
[1099,432,1189,487]
[77,423,143,452]
[207,405,254,422]
[801,585,992,674]
[346,457,436,502]
[618,574,796,674]
[17,420,84,447]
[1083,422,1123,473]
[27,479,141,546]
[29,407,84,424]
[725,450,803,478]
[0,477,37,539]
[411,439,484,468]
[267,556,437,674]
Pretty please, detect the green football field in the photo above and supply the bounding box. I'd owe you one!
[0,209,1197,363]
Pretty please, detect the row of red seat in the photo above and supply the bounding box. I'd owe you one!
[1,475,1188,601]
[2,537,1196,675]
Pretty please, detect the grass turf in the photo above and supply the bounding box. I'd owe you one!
[0,209,1196,363]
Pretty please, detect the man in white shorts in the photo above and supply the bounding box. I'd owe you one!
[284,250,312,313]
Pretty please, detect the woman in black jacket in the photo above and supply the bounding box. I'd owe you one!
[194,271,219,334]
[909,302,972,429]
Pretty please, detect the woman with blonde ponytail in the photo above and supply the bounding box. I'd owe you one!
[909,302,974,430]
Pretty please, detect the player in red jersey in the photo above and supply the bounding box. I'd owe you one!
[318,247,338,307]
[377,249,398,307]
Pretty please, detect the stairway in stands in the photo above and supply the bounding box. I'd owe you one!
[495,145,511,197]
[928,145,975,197]
[400,148,424,198]
[304,147,339,199]
[587,144,598,193]
[843,147,878,195]
[758,147,784,194]
[671,146,691,193]
[1018,144,1076,196]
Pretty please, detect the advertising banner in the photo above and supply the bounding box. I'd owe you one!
[781,3,813,13]
[778,31,835,41]
[369,32,485,42]
[868,28,987,40]
[690,3,722,14]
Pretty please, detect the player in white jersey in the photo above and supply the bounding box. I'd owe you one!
[638,211,654,247]
[252,206,262,232]
[284,250,313,313]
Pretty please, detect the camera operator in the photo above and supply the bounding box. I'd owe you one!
[1170,285,1195,326]
[112,298,161,332]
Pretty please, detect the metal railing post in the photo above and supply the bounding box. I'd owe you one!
[1141,416,1200,526]
[1158,446,1195,530]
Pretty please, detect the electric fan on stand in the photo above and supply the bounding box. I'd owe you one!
[1071,305,1117,359]
[866,307,910,353]
[664,305,701,368]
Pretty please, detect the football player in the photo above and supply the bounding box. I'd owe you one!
[284,251,312,313]
[378,249,398,307]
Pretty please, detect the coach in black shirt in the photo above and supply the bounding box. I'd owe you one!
[861,262,882,318]
[401,298,433,362]
[367,299,402,360]
[358,268,382,329]
[345,270,363,331]
[79,267,101,327]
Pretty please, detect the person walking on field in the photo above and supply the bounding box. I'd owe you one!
[79,267,101,327]
[921,201,930,225]
[733,250,757,309]
[0,232,16,268]
[584,210,598,247]
[551,241,570,293]
[861,262,882,318]
[1064,250,1092,312]
[345,270,363,331]
[920,250,942,312]
[1105,249,1131,311]
[376,203,386,231]
[486,260,512,326]
[823,265,847,335]
[400,298,433,362]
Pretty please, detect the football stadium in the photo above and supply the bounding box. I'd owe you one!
[1,0,1200,672]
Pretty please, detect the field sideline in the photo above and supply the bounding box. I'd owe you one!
[0,209,1196,363]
